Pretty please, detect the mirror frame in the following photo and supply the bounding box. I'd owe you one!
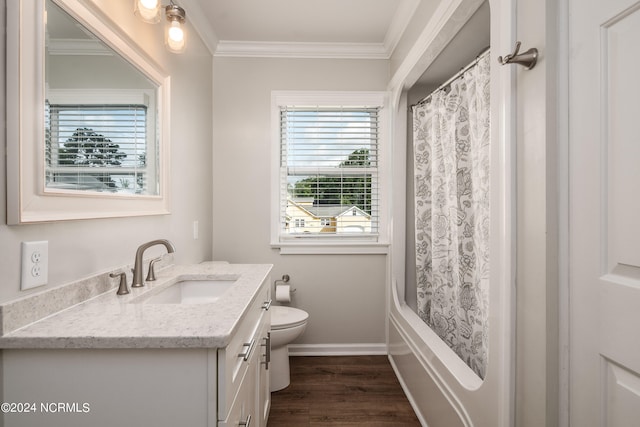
[6,0,171,224]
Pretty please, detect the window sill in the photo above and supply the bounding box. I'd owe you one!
[272,241,389,255]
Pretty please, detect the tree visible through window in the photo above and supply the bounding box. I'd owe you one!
[290,148,373,213]
[46,103,150,193]
[57,127,128,188]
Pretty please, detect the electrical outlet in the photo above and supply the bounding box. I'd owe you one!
[193,220,199,240]
[21,241,48,290]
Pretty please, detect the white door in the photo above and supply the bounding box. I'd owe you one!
[569,0,640,425]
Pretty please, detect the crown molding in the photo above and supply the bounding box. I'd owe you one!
[178,0,219,55]
[183,0,419,59]
[213,40,390,59]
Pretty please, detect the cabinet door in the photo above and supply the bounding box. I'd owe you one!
[219,283,270,418]
[219,364,256,427]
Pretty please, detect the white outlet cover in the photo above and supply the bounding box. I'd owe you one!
[193,220,199,240]
[21,241,48,290]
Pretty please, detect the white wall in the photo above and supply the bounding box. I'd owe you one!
[0,0,214,303]
[211,57,389,347]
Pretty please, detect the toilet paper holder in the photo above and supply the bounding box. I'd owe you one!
[274,274,296,293]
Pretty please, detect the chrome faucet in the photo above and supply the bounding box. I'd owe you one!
[132,239,176,288]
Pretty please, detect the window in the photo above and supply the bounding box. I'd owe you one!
[44,89,159,197]
[46,104,150,194]
[271,91,389,254]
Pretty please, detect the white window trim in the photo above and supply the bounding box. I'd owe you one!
[270,90,390,255]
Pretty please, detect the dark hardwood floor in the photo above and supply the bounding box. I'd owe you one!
[267,355,422,426]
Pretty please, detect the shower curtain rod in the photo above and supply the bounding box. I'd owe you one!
[412,46,490,108]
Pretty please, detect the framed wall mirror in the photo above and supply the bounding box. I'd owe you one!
[6,0,171,224]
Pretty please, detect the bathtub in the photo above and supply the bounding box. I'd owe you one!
[387,276,512,427]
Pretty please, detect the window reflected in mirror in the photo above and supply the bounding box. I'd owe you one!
[45,0,160,196]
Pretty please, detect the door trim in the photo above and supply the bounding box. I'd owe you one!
[557,0,570,425]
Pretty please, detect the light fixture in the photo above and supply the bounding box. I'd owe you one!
[164,4,186,53]
[134,0,187,53]
[134,0,161,24]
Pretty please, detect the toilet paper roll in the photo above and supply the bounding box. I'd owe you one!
[275,284,291,303]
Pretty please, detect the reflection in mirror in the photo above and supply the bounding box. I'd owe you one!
[7,0,170,223]
[45,0,160,195]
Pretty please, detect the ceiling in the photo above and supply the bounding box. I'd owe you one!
[183,0,490,88]
[49,0,490,88]
[182,0,421,58]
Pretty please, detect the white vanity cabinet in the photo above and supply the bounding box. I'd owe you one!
[0,265,272,427]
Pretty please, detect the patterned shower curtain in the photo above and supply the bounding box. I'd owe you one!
[411,51,490,379]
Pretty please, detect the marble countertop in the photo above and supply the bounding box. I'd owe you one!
[0,263,272,349]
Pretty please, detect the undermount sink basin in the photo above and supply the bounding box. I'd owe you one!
[143,279,237,304]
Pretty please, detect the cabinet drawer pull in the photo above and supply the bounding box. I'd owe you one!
[239,414,251,427]
[261,331,271,370]
[261,299,272,311]
[238,339,256,361]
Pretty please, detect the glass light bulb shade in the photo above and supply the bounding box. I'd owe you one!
[140,0,158,8]
[165,20,186,53]
[134,0,161,24]
[168,21,184,42]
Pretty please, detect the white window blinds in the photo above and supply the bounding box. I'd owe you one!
[280,106,380,238]
[45,103,150,194]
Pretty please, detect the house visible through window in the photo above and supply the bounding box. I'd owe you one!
[278,103,380,240]
[45,103,152,194]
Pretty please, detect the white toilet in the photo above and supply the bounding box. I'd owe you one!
[269,305,309,392]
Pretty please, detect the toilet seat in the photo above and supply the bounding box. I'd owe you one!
[271,306,308,330]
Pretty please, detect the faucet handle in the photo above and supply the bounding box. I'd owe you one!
[146,257,162,282]
[109,272,130,296]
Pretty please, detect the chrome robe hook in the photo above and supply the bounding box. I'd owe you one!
[498,41,538,70]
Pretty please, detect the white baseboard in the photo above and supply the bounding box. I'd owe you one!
[287,343,387,356]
